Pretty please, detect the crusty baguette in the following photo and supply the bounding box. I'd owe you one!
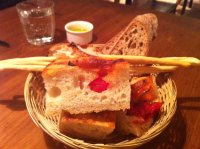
[59,111,116,140]
[100,13,158,56]
[49,14,158,57]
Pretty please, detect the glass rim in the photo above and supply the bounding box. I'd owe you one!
[16,0,54,11]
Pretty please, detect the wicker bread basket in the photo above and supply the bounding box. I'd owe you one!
[24,72,177,149]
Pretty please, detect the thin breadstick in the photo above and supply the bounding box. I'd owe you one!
[0,57,55,68]
[0,61,51,66]
[101,55,194,67]
[0,56,59,72]
[76,45,200,67]
[0,61,50,65]
[0,64,45,71]
[130,65,178,74]
[77,45,200,67]
[0,56,56,63]
[0,53,198,73]
[0,63,178,73]
[161,57,200,65]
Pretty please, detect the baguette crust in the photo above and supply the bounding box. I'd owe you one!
[134,13,158,41]
[101,13,158,56]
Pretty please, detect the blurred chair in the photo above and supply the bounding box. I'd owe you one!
[0,0,22,10]
[181,0,193,14]
[106,0,132,5]
[132,0,182,13]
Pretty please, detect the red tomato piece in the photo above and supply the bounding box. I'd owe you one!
[127,101,162,120]
[88,77,109,93]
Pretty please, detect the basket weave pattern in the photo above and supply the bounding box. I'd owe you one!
[24,72,177,149]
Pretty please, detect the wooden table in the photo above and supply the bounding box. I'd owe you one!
[0,0,200,148]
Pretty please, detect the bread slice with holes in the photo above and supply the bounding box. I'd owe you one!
[42,56,131,116]
[100,13,158,55]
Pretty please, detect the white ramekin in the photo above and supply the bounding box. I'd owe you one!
[64,21,93,45]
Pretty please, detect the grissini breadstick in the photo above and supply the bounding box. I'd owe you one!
[0,61,50,66]
[0,64,45,71]
[0,61,178,73]
[97,55,199,67]
[0,56,56,63]
[0,54,198,72]
[76,44,200,67]
[161,57,200,65]
[0,57,54,71]
[130,65,178,74]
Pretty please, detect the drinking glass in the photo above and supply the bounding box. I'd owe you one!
[16,0,55,45]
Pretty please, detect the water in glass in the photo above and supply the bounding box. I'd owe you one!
[19,7,55,45]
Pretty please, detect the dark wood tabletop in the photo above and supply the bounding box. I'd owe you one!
[0,0,200,149]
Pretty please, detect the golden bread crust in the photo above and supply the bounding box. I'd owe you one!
[59,111,116,140]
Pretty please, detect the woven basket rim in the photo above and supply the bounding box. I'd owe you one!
[24,72,177,149]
